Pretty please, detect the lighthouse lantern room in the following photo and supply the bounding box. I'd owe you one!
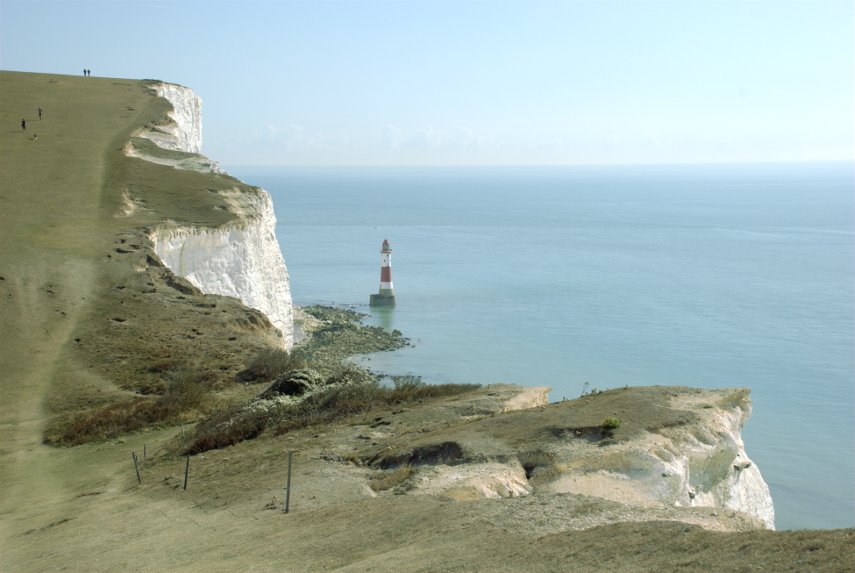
[369,239,396,307]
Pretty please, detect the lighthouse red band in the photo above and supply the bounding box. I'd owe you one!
[370,239,396,306]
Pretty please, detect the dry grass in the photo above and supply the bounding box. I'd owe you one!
[368,465,414,491]
[184,379,481,455]
[273,380,481,437]
[46,369,211,445]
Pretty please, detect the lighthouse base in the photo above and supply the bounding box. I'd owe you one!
[370,292,396,307]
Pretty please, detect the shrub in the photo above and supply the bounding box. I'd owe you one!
[391,376,424,391]
[601,417,622,430]
[235,348,306,383]
[260,368,322,398]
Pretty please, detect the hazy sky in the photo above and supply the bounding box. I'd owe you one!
[1,0,852,167]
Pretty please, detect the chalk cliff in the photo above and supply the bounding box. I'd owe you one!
[141,83,203,154]
[136,83,294,346]
[542,388,776,529]
[357,385,776,530]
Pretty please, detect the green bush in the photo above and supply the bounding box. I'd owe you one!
[235,348,306,382]
[601,417,622,430]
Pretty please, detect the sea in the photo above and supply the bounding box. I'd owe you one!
[231,163,855,531]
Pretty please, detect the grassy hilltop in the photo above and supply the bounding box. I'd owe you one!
[1,71,852,572]
[0,71,284,442]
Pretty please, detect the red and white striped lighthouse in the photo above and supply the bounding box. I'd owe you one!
[370,239,396,306]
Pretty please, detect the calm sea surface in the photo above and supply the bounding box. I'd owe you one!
[232,163,855,530]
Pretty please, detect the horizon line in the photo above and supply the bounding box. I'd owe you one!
[225,159,854,169]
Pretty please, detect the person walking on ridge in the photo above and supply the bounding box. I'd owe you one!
[21,118,26,130]
[38,107,42,120]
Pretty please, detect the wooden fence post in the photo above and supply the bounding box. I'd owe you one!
[284,451,293,513]
[132,452,141,485]
[183,456,190,491]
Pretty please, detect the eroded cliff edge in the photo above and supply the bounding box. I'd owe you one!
[338,385,775,530]
[131,83,294,346]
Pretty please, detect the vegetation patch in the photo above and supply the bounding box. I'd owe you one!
[235,348,307,383]
[184,402,278,455]
[186,377,479,455]
[46,369,210,445]
[181,309,476,454]
[369,441,465,470]
[552,425,613,442]
[601,417,622,436]
[259,368,323,398]
[368,465,414,492]
[271,378,479,438]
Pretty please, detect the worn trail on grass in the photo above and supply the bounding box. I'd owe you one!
[0,71,149,559]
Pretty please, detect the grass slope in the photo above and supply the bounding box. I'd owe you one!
[0,70,283,564]
[1,71,852,573]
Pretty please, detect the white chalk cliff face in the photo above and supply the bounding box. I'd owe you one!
[544,389,776,529]
[374,386,775,530]
[143,83,203,154]
[138,82,294,347]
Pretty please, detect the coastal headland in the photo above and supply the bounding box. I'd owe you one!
[1,71,851,572]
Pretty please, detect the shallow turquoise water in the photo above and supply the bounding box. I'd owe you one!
[232,163,855,530]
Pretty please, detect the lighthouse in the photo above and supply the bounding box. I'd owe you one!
[369,239,396,307]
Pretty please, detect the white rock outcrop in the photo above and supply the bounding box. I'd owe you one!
[414,462,532,499]
[662,391,776,528]
[137,82,293,347]
[545,389,776,529]
[152,193,294,347]
[144,83,203,154]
